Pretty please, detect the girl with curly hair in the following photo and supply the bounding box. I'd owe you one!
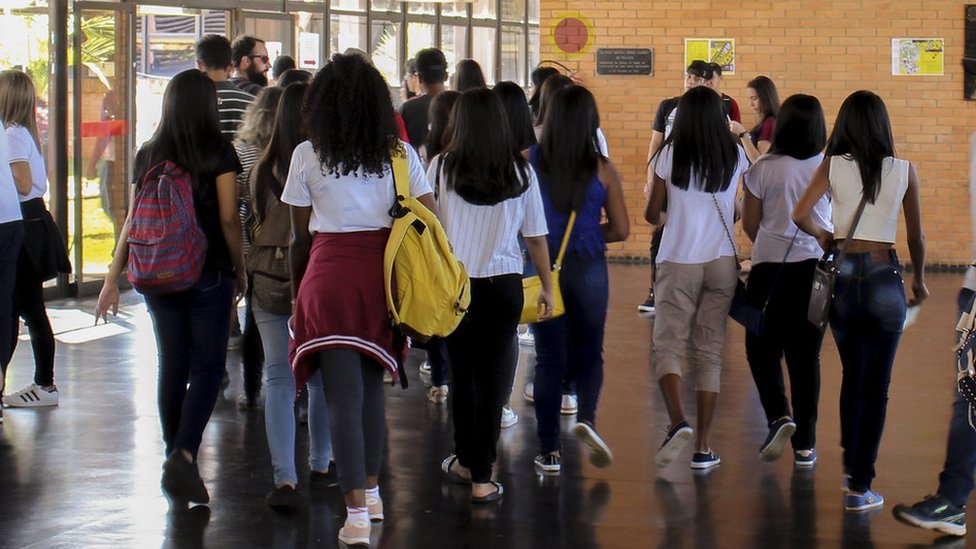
[281,54,436,546]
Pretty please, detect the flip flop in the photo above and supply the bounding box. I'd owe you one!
[471,481,504,504]
[441,454,471,485]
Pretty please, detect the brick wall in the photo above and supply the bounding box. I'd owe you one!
[540,1,973,267]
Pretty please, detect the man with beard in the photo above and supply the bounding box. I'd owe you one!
[230,35,270,96]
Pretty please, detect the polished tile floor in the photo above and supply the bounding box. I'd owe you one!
[0,264,970,548]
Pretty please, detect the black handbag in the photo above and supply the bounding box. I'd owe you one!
[806,195,868,332]
[714,195,797,336]
[954,293,976,429]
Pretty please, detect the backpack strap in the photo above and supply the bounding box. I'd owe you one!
[391,151,410,208]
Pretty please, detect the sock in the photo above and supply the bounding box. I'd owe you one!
[347,506,369,524]
[365,486,380,499]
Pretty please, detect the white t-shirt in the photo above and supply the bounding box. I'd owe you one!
[0,121,22,224]
[654,144,749,264]
[6,125,47,202]
[280,140,432,233]
[744,153,832,265]
[428,155,548,278]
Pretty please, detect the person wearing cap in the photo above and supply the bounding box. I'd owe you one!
[400,48,448,152]
[637,60,712,315]
[707,63,741,123]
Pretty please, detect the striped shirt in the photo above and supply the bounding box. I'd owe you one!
[428,155,548,278]
[215,80,254,138]
[234,141,262,254]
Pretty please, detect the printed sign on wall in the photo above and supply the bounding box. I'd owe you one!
[891,38,944,76]
[684,38,735,74]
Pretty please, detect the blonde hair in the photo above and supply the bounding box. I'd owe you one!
[0,70,40,149]
[234,86,282,148]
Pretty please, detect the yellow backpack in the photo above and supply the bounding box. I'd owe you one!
[384,152,470,342]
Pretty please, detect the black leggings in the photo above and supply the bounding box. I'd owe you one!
[317,349,387,494]
[10,250,55,386]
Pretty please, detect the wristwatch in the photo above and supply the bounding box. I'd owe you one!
[738,131,749,139]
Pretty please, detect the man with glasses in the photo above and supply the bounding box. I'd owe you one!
[231,35,270,96]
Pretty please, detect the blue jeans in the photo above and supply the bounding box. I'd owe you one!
[145,270,234,458]
[937,288,976,508]
[534,253,608,454]
[829,251,906,493]
[253,306,332,487]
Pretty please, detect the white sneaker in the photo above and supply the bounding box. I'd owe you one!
[560,394,578,415]
[517,325,534,346]
[427,385,449,404]
[419,360,432,375]
[522,382,534,403]
[4,384,59,408]
[338,515,371,546]
[500,405,519,428]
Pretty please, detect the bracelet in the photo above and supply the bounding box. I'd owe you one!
[738,131,749,139]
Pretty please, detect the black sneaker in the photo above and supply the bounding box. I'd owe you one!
[893,494,967,536]
[690,450,721,470]
[162,452,210,504]
[759,417,796,461]
[310,461,338,490]
[638,292,656,315]
[267,485,299,510]
[534,452,561,473]
[654,421,693,466]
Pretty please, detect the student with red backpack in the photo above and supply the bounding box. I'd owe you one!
[96,69,245,505]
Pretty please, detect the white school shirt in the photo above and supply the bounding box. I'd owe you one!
[654,144,749,264]
[0,121,21,224]
[6,125,47,202]
[428,155,548,278]
[744,153,832,265]
[280,140,432,233]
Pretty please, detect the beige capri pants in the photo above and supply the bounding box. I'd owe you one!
[652,256,738,392]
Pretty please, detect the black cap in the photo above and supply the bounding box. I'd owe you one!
[415,48,447,84]
[686,60,713,80]
[708,62,723,77]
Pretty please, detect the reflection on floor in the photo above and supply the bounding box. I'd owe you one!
[0,264,969,548]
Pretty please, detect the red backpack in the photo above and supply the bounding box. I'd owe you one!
[127,160,207,295]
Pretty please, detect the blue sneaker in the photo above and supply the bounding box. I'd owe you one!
[845,489,884,512]
[759,417,796,461]
[793,449,817,467]
[654,421,693,466]
[690,450,721,470]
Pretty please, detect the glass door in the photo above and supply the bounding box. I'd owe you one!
[71,6,132,290]
[240,11,295,80]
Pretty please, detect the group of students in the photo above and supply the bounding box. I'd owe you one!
[640,59,944,526]
[0,34,971,545]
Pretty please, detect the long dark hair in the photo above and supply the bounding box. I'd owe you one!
[493,81,536,153]
[658,86,739,193]
[252,82,309,224]
[534,74,573,129]
[825,90,895,203]
[304,53,401,178]
[453,59,487,92]
[538,86,602,213]
[136,69,222,188]
[768,94,826,160]
[426,90,460,162]
[442,88,528,205]
[748,75,780,120]
[528,66,559,122]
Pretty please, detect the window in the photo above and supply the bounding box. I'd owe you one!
[501,0,525,22]
[471,27,496,84]
[501,25,525,85]
[441,1,469,17]
[331,0,366,10]
[472,0,497,19]
[440,25,468,71]
[370,0,400,14]
[370,20,400,85]
[407,2,435,15]
[407,23,436,60]
[330,14,366,57]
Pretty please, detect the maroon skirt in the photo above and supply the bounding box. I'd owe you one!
[289,230,402,388]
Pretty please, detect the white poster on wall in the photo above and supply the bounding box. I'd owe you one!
[300,32,321,70]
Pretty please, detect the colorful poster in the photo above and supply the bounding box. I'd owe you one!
[892,38,944,76]
[684,38,735,74]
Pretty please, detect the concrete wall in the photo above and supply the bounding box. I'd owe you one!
[540,1,972,267]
